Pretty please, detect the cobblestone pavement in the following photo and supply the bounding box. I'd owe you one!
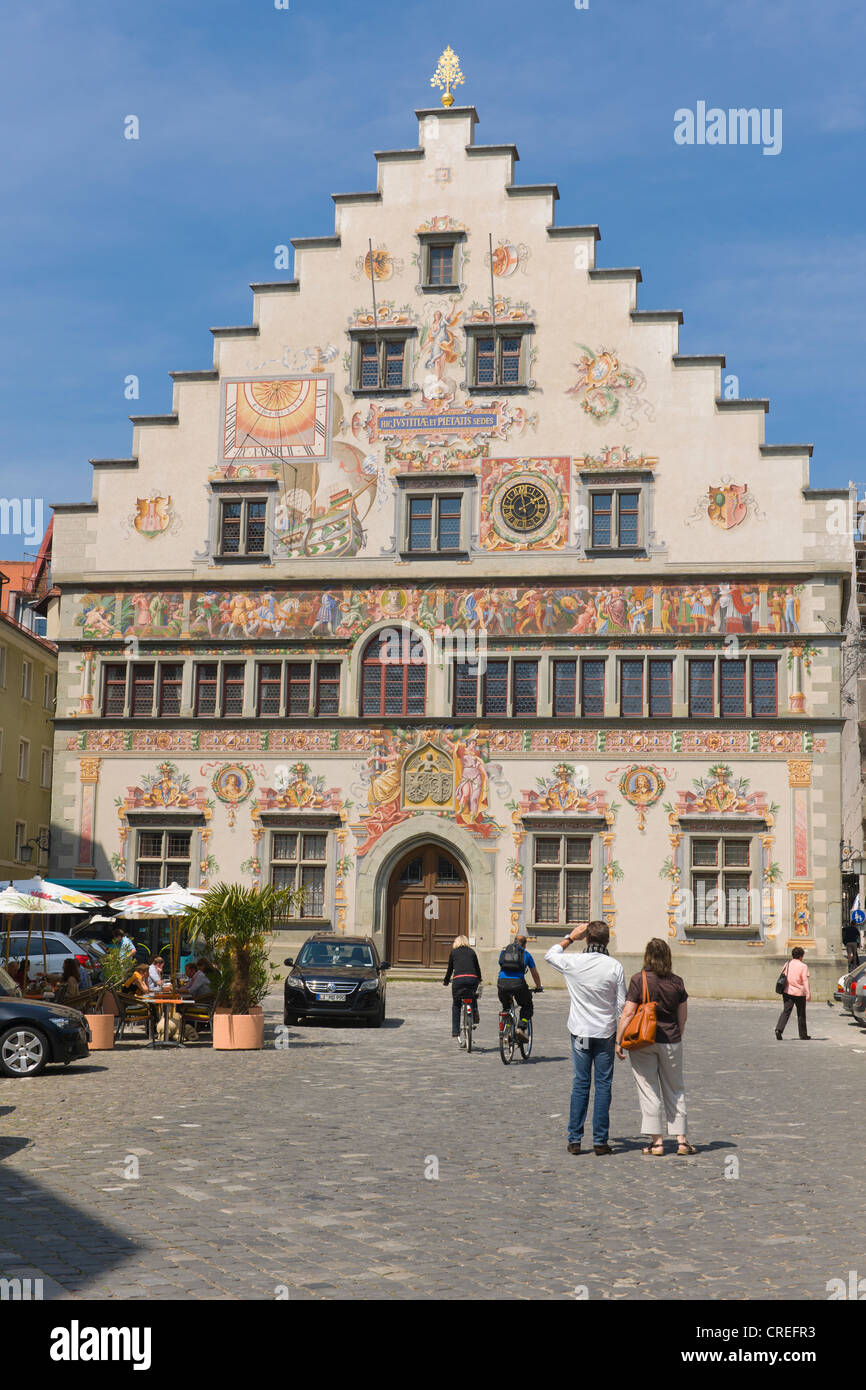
[0,984,862,1300]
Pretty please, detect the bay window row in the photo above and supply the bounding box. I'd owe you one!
[100,652,781,720]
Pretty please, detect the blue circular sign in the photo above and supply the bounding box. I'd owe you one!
[851,910,865,925]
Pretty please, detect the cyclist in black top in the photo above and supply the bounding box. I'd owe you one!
[443,935,482,1039]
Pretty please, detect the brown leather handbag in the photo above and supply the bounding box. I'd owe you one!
[621,970,658,1050]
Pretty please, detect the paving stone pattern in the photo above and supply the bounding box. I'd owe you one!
[0,985,862,1300]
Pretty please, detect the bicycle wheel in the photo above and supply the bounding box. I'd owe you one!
[458,1001,470,1051]
[518,1014,533,1060]
[499,1012,514,1065]
[465,1001,473,1053]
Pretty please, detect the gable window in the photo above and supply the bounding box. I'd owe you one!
[355,335,409,392]
[691,837,752,927]
[533,835,593,926]
[361,632,426,717]
[420,237,460,290]
[218,498,268,557]
[136,829,192,889]
[103,663,127,716]
[589,490,641,549]
[469,330,528,389]
[271,831,328,919]
[406,495,462,553]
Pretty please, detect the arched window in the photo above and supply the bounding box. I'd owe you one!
[360,629,426,716]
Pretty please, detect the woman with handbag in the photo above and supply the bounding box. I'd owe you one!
[774,946,811,1039]
[615,938,693,1157]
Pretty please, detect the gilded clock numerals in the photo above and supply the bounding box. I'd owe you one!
[499,481,551,534]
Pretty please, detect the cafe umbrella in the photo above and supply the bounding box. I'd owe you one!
[0,886,87,988]
[108,883,205,984]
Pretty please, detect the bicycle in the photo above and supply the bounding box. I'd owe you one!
[498,987,542,1065]
[458,994,477,1052]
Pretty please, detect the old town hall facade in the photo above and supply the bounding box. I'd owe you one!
[47,97,852,988]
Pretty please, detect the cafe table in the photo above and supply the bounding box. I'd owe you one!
[143,991,199,1048]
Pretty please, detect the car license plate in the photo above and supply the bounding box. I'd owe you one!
[317,992,342,1002]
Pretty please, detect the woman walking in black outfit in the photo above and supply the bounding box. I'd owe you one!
[443,934,482,1040]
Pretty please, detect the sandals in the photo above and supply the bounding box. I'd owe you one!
[676,1142,697,1156]
[642,1141,665,1156]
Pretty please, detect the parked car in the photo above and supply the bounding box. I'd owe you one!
[0,966,90,1077]
[1,930,101,983]
[284,934,390,1027]
[839,961,866,1014]
[851,973,866,1024]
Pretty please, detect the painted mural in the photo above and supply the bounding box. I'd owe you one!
[256,762,344,813]
[347,302,414,330]
[385,442,487,473]
[464,296,534,324]
[272,439,378,558]
[418,300,463,398]
[64,727,828,758]
[609,763,672,831]
[219,375,332,468]
[75,582,811,641]
[350,728,504,857]
[204,761,260,828]
[566,346,654,429]
[120,761,208,811]
[351,246,404,282]
[577,446,657,472]
[671,764,775,819]
[515,763,609,816]
[479,458,570,551]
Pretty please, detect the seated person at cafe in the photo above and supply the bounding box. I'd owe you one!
[124,961,151,995]
[148,956,166,989]
[188,959,215,1001]
[6,959,25,987]
[57,958,82,1001]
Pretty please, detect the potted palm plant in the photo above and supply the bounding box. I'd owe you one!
[182,882,297,1050]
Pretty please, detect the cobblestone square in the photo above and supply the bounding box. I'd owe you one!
[0,984,862,1301]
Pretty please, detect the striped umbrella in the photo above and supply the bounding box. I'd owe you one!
[0,887,85,988]
[109,883,204,983]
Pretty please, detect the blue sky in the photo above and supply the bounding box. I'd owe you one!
[0,0,863,558]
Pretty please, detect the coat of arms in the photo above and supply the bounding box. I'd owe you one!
[133,495,172,537]
[707,483,748,530]
[403,744,454,809]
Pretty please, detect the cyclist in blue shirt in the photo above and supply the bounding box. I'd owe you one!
[497,935,542,1042]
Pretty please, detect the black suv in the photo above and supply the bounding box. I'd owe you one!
[284,935,389,1027]
[0,966,91,1078]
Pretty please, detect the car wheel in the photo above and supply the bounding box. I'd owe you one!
[0,1026,49,1078]
[284,1011,301,1026]
[367,1002,385,1029]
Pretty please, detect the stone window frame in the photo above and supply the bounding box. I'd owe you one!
[348,326,418,397]
[671,815,771,942]
[196,479,279,566]
[126,817,203,891]
[383,472,477,559]
[415,230,467,295]
[518,815,609,936]
[260,811,341,930]
[574,468,664,560]
[462,323,535,394]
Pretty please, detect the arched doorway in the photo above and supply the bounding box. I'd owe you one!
[387,844,467,967]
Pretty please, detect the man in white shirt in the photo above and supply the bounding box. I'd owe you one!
[545,920,626,1156]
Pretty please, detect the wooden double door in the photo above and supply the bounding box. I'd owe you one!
[387,845,467,968]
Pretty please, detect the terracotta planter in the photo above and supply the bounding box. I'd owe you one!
[85,1013,115,1050]
[212,1006,264,1051]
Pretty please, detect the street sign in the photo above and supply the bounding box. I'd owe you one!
[851,909,865,925]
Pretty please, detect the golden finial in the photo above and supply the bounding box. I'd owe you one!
[430,46,465,108]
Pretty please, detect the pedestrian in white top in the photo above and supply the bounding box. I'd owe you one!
[545,920,626,1156]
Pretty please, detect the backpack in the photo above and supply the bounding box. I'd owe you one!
[499,942,526,974]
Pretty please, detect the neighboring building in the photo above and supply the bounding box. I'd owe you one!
[47,96,852,993]
[1,520,54,638]
[0,567,56,879]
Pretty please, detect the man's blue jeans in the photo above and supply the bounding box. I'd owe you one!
[569,1033,616,1145]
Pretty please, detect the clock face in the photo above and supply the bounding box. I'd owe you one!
[499,480,551,533]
